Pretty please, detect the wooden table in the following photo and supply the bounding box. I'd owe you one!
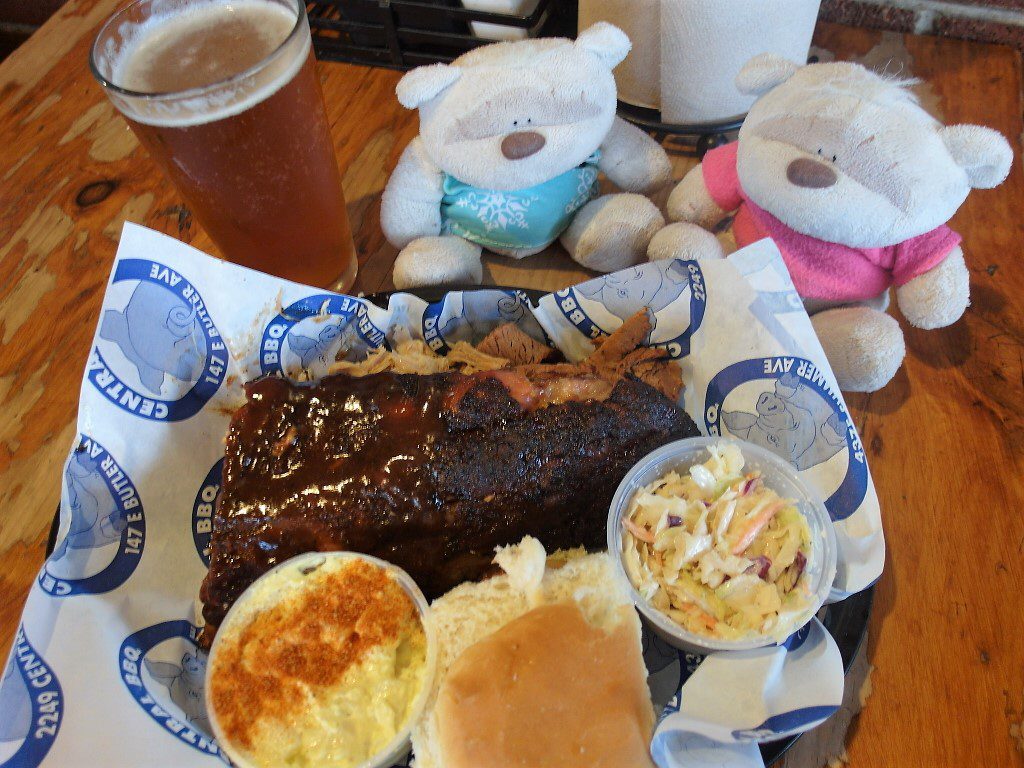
[0,4,1021,765]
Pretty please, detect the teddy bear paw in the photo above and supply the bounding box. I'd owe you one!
[393,236,483,290]
[647,222,726,262]
[895,249,970,330]
[811,307,906,393]
[561,193,665,273]
[667,166,727,228]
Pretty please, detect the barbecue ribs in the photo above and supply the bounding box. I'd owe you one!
[200,319,699,636]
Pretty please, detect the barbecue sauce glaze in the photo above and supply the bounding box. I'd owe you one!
[200,371,698,637]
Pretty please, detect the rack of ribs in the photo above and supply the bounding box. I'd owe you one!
[199,312,699,636]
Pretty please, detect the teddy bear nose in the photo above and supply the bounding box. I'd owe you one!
[786,157,838,189]
[501,131,545,160]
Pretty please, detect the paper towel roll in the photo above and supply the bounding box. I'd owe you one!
[579,0,661,109]
[660,0,821,125]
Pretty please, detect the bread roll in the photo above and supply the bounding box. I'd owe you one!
[412,537,655,768]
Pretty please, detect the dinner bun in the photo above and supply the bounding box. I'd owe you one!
[412,537,655,768]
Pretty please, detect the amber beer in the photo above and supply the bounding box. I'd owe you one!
[91,0,356,290]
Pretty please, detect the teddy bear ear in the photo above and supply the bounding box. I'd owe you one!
[735,53,800,97]
[575,22,631,69]
[395,63,462,109]
[941,124,1014,189]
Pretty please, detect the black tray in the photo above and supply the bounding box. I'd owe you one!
[308,0,570,69]
[47,285,872,767]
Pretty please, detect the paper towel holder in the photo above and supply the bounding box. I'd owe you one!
[617,100,743,158]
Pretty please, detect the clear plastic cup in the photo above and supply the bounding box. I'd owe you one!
[205,551,437,768]
[90,0,358,290]
[607,437,838,655]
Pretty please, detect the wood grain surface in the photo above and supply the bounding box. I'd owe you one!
[0,4,1021,765]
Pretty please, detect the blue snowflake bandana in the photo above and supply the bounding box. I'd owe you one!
[440,152,601,251]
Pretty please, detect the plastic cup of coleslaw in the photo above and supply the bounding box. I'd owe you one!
[607,437,837,655]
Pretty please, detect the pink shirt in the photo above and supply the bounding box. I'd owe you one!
[702,142,961,302]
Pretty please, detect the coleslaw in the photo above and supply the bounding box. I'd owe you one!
[620,442,813,641]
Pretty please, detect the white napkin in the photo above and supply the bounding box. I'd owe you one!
[0,224,877,767]
[649,620,844,768]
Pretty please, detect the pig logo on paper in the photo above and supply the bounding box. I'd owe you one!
[704,358,869,521]
[0,626,63,768]
[644,629,705,725]
[554,259,706,358]
[145,654,210,733]
[39,435,146,597]
[119,620,226,761]
[422,289,546,353]
[642,630,695,723]
[261,294,386,379]
[88,259,227,421]
[192,459,223,566]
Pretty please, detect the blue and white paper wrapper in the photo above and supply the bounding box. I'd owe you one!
[646,620,844,768]
[0,223,879,768]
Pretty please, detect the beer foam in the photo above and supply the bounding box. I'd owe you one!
[98,0,308,128]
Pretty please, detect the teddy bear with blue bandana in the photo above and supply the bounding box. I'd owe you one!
[381,23,672,289]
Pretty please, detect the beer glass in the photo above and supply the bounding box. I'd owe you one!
[90,0,357,290]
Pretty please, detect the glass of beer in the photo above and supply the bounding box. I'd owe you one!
[90,0,357,290]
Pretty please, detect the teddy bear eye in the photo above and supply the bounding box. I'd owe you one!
[513,120,518,127]
[817,148,822,155]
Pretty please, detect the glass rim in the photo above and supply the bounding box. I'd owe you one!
[88,0,307,102]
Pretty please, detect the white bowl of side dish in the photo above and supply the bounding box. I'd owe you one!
[608,437,837,655]
[205,551,437,768]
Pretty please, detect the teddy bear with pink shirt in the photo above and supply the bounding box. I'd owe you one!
[658,54,1013,392]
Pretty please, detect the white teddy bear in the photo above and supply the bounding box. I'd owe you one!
[381,23,672,289]
[659,55,1013,392]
